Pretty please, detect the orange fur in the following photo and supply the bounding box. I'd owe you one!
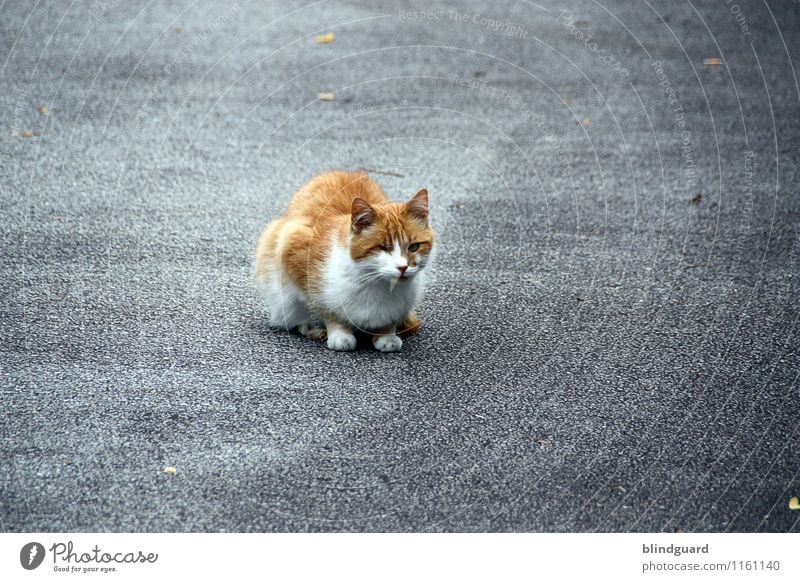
[398,311,421,338]
[254,171,434,350]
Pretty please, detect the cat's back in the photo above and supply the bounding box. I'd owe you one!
[254,170,390,292]
[285,170,389,221]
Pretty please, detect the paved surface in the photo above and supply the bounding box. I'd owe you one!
[1,0,799,532]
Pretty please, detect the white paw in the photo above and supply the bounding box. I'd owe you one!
[374,334,403,353]
[327,330,357,351]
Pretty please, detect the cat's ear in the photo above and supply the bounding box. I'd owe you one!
[351,197,376,234]
[406,189,429,224]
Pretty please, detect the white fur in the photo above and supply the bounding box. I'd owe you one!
[390,242,408,272]
[260,267,311,330]
[318,237,424,331]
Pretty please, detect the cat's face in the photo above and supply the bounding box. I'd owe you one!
[349,189,434,282]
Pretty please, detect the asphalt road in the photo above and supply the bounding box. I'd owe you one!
[1,0,799,532]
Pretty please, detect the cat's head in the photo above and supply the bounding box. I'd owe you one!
[349,189,434,282]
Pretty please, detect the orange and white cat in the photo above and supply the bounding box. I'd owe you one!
[254,171,434,352]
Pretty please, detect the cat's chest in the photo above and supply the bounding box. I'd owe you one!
[330,281,417,327]
[318,249,420,329]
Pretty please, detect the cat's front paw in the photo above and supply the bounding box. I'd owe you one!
[373,334,403,353]
[327,329,357,351]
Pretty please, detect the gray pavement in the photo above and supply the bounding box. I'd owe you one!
[1,0,799,532]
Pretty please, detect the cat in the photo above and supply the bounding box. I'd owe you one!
[254,170,434,352]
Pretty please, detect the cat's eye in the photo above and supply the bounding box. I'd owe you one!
[408,242,421,252]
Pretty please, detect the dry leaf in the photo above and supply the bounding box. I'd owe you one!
[789,496,800,510]
[13,129,37,138]
[317,92,336,101]
[175,27,182,33]
[163,466,177,475]
[703,57,722,66]
[314,32,335,44]
[578,118,592,126]
[37,105,49,115]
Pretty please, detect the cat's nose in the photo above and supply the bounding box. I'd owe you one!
[397,265,408,275]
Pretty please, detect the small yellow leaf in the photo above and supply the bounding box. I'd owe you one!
[314,32,335,44]
[175,27,182,33]
[317,92,336,101]
[703,57,722,66]
[163,466,177,475]
[13,129,37,138]
[789,497,800,510]
[578,118,592,126]
[37,105,49,115]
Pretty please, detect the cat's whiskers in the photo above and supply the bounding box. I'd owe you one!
[351,270,393,290]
